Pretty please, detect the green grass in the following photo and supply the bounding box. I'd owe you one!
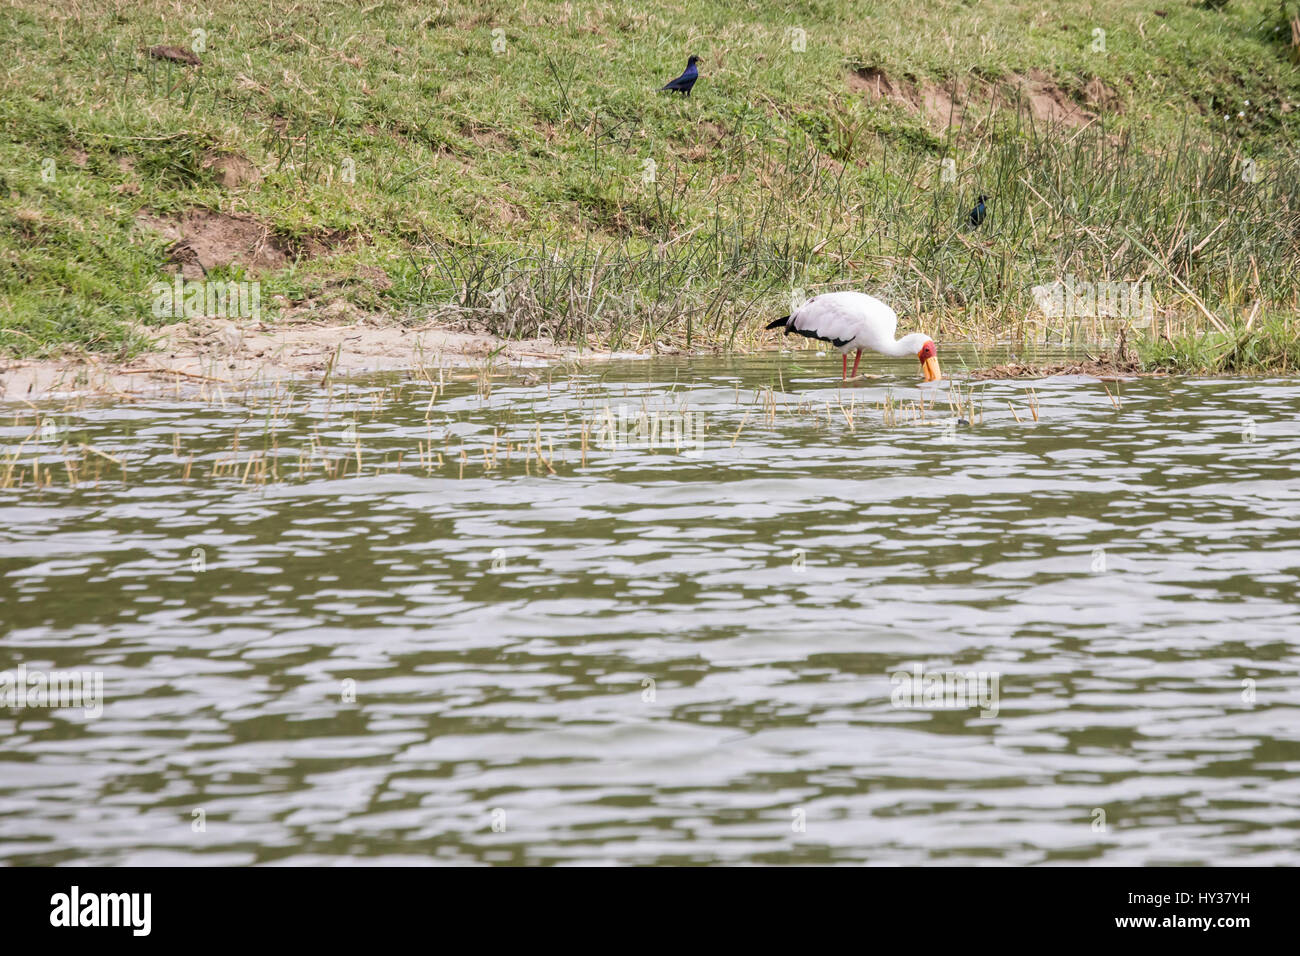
[2,0,1299,359]
[1141,314,1300,372]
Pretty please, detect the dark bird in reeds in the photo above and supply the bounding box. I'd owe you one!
[661,55,700,96]
[967,194,989,229]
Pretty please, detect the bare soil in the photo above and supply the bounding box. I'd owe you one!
[136,209,289,279]
[849,66,1119,132]
[201,151,261,189]
[0,315,637,401]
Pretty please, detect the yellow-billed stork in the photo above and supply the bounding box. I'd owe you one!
[766,292,942,382]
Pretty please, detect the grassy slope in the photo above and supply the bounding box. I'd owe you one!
[1,0,1299,358]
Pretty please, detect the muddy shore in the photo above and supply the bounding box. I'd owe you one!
[0,316,646,402]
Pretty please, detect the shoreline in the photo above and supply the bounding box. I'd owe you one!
[5,316,1290,403]
[0,316,652,402]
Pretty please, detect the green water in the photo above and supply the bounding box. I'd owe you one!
[2,353,1298,864]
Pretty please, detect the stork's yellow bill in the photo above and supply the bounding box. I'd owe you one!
[918,340,942,382]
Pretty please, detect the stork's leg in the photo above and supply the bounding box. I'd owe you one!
[842,353,848,380]
[850,349,862,378]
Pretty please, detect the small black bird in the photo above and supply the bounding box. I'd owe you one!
[967,194,989,229]
[660,55,700,97]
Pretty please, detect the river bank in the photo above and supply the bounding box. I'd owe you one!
[0,314,655,401]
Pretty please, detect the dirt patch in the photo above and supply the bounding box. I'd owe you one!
[849,66,920,109]
[201,151,261,189]
[850,66,1115,131]
[0,315,639,401]
[850,67,998,130]
[136,209,288,278]
[918,81,969,129]
[146,45,200,66]
[1082,76,1121,112]
[1011,69,1097,129]
[279,228,352,260]
[463,124,510,150]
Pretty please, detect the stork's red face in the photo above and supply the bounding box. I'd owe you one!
[917,340,942,382]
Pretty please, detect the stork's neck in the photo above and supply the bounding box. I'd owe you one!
[880,332,930,358]
[881,337,917,357]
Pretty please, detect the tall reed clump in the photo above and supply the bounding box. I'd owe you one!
[387,118,1300,352]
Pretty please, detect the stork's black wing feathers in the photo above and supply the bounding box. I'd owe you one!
[790,325,854,348]
[764,314,852,348]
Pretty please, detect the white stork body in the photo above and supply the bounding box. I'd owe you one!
[766,291,942,381]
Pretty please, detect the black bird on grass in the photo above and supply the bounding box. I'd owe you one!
[660,55,700,96]
[967,194,989,229]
